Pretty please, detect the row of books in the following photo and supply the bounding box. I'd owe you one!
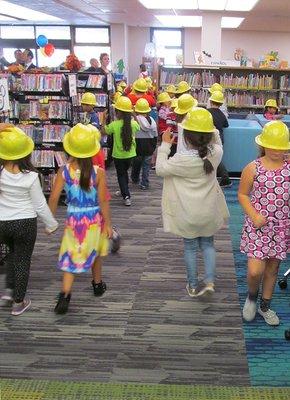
[77,75,105,89]
[225,93,273,107]
[19,124,70,143]
[160,71,203,86]
[10,100,71,121]
[20,74,65,92]
[72,93,108,107]
[280,76,290,90]
[40,173,56,193]
[280,93,290,106]
[73,111,107,126]
[32,150,67,168]
[220,74,276,89]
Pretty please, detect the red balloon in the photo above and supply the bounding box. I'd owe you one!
[44,43,55,57]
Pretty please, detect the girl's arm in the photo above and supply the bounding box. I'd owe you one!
[30,176,58,233]
[156,129,179,178]
[238,162,267,228]
[48,167,65,216]
[97,168,112,238]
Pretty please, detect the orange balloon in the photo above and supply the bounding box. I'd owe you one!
[44,43,55,57]
[40,47,47,57]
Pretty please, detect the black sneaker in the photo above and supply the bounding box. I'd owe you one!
[92,280,107,296]
[54,292,71,314]
[219,178,232,188]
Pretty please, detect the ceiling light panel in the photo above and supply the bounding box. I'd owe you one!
[221,17,244,28]
[139,0,198,10]
[155,15,202,27]
[225,0,259,11]
[198,0,226,10]
[0,0,63,21]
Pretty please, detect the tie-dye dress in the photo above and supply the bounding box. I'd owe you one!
[58,164,109,274]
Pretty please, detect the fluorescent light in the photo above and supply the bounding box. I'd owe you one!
[226,0,259,11]
[139,0,198,10]
[0,14,18,21]
[198,0,226,10]
[155,15,202,27]
[221,17,244,28]
[0,0,63,21]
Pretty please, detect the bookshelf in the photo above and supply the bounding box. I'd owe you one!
[159,65,290,112]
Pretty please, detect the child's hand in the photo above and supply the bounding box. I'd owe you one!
[162,128,174,144]
[45,225,58,235]
[104,224,113,239]
[252,213,267,229]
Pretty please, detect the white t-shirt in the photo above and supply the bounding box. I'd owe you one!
[0,168,58,230]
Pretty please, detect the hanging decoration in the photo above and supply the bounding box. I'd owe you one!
[36,35,55,57]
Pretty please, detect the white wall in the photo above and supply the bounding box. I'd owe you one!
[184,28,201,65]
[110,24,128,74]
[128,26,150,82]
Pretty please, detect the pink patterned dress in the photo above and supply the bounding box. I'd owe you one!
[240,158,289,260]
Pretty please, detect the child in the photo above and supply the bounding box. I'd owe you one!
[157,92,172,135]
[175,81,191,97]
[263,99,283,120]
[207,90,231,188]
[139,63,148,79]
[207,83,228,118]
[239,120,289,326]
[131,98,157,189]
[80,92,99,128]
[49,124,112,315]
[127,78,156,107]
[175,94,198,155]
[0,126,58,315]
[104,96,139,206]
[165,84,176,99]
[156,108,229,297]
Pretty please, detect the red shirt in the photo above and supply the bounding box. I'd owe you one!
[127,92,156,107]
[92,149,111,201]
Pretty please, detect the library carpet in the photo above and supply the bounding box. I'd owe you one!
[0,169,289,399]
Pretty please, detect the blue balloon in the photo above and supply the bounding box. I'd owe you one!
[36,35,48,48]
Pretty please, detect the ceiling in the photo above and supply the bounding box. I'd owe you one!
[2,0,290,32]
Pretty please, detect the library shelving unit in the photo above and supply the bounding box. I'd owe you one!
[8,73,71,194]
[159,65,290,113]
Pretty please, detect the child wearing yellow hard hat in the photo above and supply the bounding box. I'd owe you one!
[263,98,283,120]
[239,120,290,327]
[80,92,100,127]
[103,96,139,206]
[48,123,112,315]
[156,108,229,298]
[174,94,198,155]
[206,83,228,118]
[0,126,58,316]
[207,90,231,188]
[157,91,172,135]
[131,98,157,189]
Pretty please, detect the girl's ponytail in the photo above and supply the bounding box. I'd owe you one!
[197,142,214,175]
[78,157,93,191]
[183,130,214,175]
[120,111,133,151]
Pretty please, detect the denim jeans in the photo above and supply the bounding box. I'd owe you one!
[183,236,216,289]
[113,157,132,199]
[131,155,152,187]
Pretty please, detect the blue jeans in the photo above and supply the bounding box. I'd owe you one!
[131,155,152,187]
[183,236,216,289]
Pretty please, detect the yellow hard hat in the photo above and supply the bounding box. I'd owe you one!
[81,92,97,106]
[171,98,178,109]
[166,84,176,94]
[119,81,127,88]
[265,99,278,109]
[86,124,101,142]
[134,98,151,113]
[157,92,172,104]
[175,94,198,115]
[181,107,215,133]
[176,81,191,94]
[114,96,134,113]
[209,83,223,94]
[0,126,34,161]
[133,78,148,93]
[116,85,124,93]
[63,123,100,158]
[209,90,224,104]
[0,127,34,160]
[145,77,153,88]
[113,91,122,104]
[255,121,290,150]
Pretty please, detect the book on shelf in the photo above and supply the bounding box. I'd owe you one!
[55,151,68,167]
[74,92,108,107]
[20,74,65,92]
[32,150,55,168]
[40,173,56,193]
[86,75,105,88]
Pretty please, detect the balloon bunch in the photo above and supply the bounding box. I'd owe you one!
[36,35,55,57]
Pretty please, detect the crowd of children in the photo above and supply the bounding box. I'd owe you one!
[0,74,289,337]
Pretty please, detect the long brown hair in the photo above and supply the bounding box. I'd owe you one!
[116,110,133,151]
[76,157,93,191]
[183,130,214,174]
[0,154,37,174]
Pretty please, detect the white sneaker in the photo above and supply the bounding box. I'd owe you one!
[258,307,280,326]
[0,288,13,306]
[186,284,198,298]
[124,197,131,206]
[242,296,257,321]
[196,283,215,297]
[115,190,121,197]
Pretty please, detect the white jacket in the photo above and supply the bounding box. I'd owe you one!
[156,130,229,238]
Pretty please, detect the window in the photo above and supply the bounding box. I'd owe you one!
[35,26,71,40]
[0,25,34,39]
[74,46,111,68]
[151,28,183,66]
[75,27,109,44]
[37,48,70,68]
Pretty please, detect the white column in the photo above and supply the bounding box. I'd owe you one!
[201,14,222,60]
[110,24,128,78]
